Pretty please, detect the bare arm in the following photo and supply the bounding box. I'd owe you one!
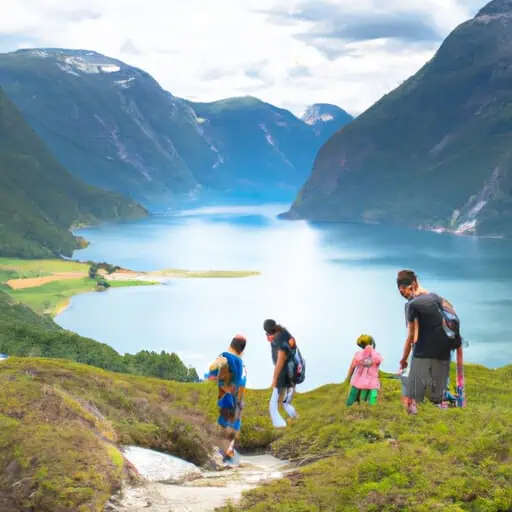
[209,355,228,372]
[346,356,356,381]
[272,350,287,388]
[400,320,417,369]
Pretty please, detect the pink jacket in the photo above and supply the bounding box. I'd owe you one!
[349,346,383,390]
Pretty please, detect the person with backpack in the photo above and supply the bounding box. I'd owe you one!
[263,319,304,428]
[396,269,463,414]
[345,334,383,406]
[205,334,248,466]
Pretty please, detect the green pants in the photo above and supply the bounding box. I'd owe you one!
[347,386,378,406]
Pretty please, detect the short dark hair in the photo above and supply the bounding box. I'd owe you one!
[230,335,246,355]
[397,269,417,287]
[263,319,277,334]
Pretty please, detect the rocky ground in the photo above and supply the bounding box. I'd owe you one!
[106,447,290,512]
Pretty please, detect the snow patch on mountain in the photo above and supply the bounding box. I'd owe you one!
[259,123,293,168]
[116,77,136,89]
[57,63,80,77]
[303,112,335,125]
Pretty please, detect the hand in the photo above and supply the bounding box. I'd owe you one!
[271,381,277,389]
[400,359,408,370]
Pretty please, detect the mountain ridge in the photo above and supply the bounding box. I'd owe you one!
[477,0,512,16]
[284,0,512,237]
[0,48,353,204]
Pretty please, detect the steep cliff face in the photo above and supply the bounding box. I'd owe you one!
[0,49,212,202]
[286,0,512,237]
[0,87,146,258]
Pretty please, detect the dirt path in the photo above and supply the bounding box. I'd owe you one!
[6,272,87,289]
[107,449,290,512]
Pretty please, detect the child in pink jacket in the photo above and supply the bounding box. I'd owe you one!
[346,334,383,406]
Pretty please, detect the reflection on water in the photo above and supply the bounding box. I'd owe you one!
[57,204,512,390]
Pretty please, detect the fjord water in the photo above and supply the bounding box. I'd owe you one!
[57,204,512,391]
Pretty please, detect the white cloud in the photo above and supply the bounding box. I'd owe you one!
[0,0,483,116]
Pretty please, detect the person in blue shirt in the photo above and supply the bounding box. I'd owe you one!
[205,335,247,466]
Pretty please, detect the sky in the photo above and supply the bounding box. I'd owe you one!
[1,0,487,116]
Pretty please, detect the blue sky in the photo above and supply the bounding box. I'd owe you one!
[0,0,486,115]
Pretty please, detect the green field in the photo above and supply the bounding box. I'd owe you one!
[0,258,259,315]
[8,277,158,315]
[0,257,88,279]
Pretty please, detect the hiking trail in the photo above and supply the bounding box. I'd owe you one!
[106,447,291,512]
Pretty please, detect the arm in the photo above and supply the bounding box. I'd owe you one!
[400,320,417,369]
[208,355,228,372]
[272,350,287,388]
[346,356,356,381]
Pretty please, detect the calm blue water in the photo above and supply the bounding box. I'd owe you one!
[56,204,512,391]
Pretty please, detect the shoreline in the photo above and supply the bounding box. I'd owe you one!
[54,298,71,316]
[0,257,261,317]
[106,267,260,282]
[279,211,508,240]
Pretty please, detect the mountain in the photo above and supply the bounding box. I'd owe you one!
[187,97,352,199]
[0,86,146,258]
[301,103,354,140]
[0,49,210,202]
[0,49,353,203]
[285,0,512,237]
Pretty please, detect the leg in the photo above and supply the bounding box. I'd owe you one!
[218,425,236,457]
[269,387,287,428]
[406,357,429,403]
[429,359,451,404]
[282,386,298,419]
[367,389,378,405]
[359,389,370,402]
[405,357,429,414]
[346,386,361,406]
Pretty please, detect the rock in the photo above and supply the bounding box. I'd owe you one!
[110,451,291,512]
[121,446,202,484]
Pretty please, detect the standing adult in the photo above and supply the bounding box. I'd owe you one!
[397,270,454,414]
[263,319,299,428]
